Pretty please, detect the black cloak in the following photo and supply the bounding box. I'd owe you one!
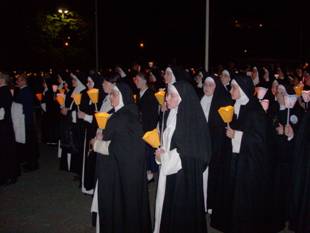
[0,85,19,184]
[220,75,273,233]
[159,81,211,233]
[289,111,310,233]
[97,82,151,233]
[202,77,234,227]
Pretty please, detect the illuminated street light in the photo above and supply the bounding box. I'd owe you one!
[64,42,69,47]
[139,42,144,48]
[259,23,263,28]
[58,8,69,18]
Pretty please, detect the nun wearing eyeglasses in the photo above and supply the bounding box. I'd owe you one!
[90,82,151,233]
[200,77,234,230]
[223,74,273,233]
[154,81,211,233]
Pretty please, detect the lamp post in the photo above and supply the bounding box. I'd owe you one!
[95,0,99,72]
[205,0,210,72]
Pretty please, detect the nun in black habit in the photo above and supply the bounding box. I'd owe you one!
[154,81,211,233]
[77,75,104,194]
[59,73,86,177]
[0,72,19,185]
[200,77,233,224]
[223,74,273,233]
[91,82,151,233]
[271,82,303,231]
[289,109,310,233]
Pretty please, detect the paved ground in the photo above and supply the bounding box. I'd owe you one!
[0,144,293,233]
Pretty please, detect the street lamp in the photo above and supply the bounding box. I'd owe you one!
[58,8,69,18]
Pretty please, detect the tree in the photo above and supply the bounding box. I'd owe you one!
[37,9,91,68]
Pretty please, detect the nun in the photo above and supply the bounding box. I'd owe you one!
[154,81,211,233]
[289,102,310,233]
[90,82,151,233]
[59,73,86,179]
[224,74,273,233]
[0,72,19,185]
[271,83,302,231]
[40,77,60,145]
[77,75,103,194]
[200,77,234,229]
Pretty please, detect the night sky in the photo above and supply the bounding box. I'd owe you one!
[0,0,308,69]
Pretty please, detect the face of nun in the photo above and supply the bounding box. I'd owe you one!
[109,89,120,108]
[271,82,278,96]
[164,69,174,84]
[203,80,216,96]
[166,87,181,109]
[102,80,114,94]
[72,78,78,87]
[276,86,286,105]
[87,78,94,90]
[230,83,241,100]
[220,73,230,86]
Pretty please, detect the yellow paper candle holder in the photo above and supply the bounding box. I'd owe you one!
[73,93,82,106]
[95,112,111,129]
[155,90,165,106]
[218,105,234,124]
[87,88,99,104]
[56,94,65,106]
[294,84,304,97]
[142,128,160,148]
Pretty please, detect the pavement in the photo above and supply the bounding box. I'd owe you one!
[0,144,293,233]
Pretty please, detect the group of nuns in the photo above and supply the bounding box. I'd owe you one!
[39,64,309,233]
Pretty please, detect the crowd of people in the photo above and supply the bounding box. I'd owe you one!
[0,61,309,233]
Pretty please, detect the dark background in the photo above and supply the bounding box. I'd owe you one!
[0,0,308,70]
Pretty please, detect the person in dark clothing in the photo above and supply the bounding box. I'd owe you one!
[200,76,233,226]
[91,82,151,233]
[13,74,39,172]
[0,72,19,185]
[134,72,159,182]
[154,81,211,233]
[223,74,273,233]
[289,105,310,233]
